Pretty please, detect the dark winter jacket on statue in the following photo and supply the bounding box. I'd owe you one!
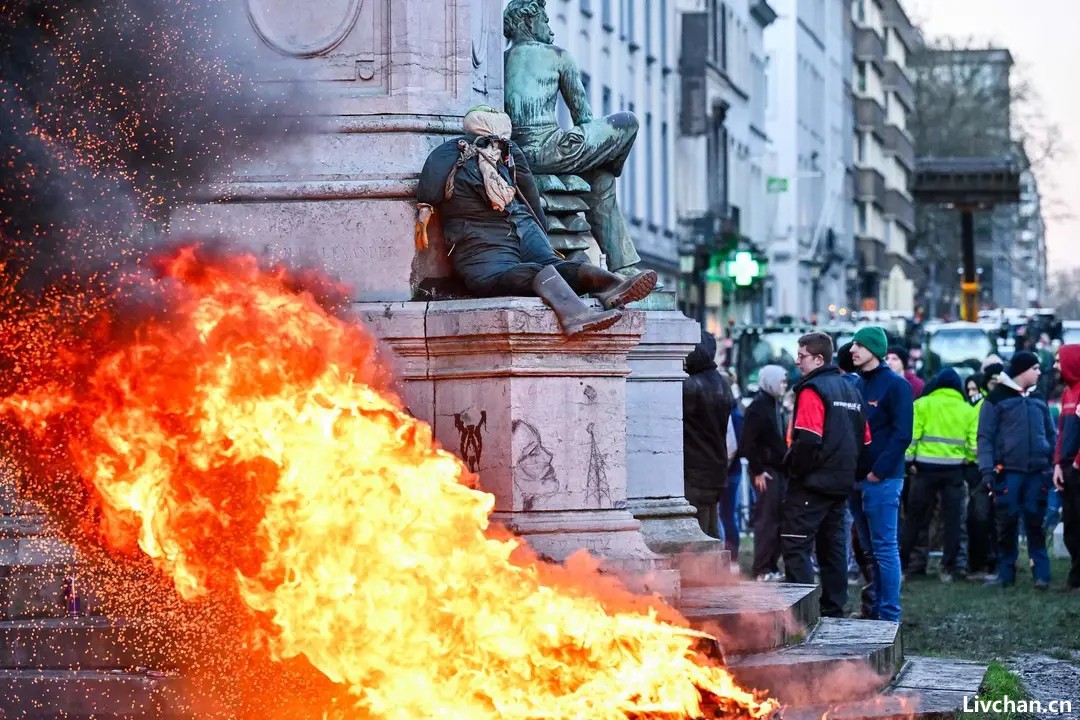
[416,135,548,247]
[683,331,735,504]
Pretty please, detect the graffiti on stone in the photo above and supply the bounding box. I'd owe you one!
[454,410,487,473]
[511,420,561,511]
[584,422,612,507]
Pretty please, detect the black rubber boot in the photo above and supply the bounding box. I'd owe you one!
[532,266,624,337]
[573,264,659,309]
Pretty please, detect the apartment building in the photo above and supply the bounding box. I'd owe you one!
[852,0,916,313]
[764,0,855,319]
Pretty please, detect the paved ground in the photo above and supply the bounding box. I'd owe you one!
[1009,652,1080,719]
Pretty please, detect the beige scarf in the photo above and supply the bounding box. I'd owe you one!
[445,107,516,211]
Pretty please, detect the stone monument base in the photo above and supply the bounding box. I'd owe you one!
[624,293,730,584]
[624,498,732,585]
[357,297,678,598]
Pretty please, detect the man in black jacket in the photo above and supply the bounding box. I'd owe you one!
[416,106,657,337]
[782,333,870,617]
[683,331,735,539]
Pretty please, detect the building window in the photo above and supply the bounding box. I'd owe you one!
[661,121,670,230]
[644,0,652,59]
[857,202,867,234]
[602,85,612,115]
[580,0,592,16]
[602,0,614,30]
[857,62,867,92]
[707,105,729,214]
[646,113,655,219]
[626,0,636,48]
[627,102,637,219]
[857,132,865,163]
[854,0,865,22]
[720,5,728,71]
[660,0,667,66]
[581,72,592,105]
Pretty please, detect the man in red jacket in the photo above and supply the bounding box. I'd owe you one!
[1054,345,1080,590]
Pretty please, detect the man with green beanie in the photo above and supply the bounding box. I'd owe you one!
[849,326,914,622]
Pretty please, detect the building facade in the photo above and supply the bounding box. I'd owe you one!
[852,0,916,313]
[673,0,777,333]
[527,0,683,290]
[1015,165,1048,306]
[910,47,1020,314]
[764,0,855,321]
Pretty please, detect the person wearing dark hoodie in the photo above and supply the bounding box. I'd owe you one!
[743,365,789,580]
[886,346,925,398]
[848,326,913,622]
[967,364,1004,577]
[1053,344,1080,590]
[903,368,978,581]
[977,350,1056,589]
[682,330,735,539]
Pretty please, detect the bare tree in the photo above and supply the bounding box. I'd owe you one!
[1047,267,1080,320]
[908,37,1067,308]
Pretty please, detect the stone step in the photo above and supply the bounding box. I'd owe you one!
[0,565,98,621]
[0,516,49,539]
[781,657,988,720]
[725,618,903,706]
[678,582,820,653]
[0,618,150,670]
[0,669,181,719]
[0,537,78,568]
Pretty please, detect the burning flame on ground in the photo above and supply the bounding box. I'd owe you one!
[2,247,777,720]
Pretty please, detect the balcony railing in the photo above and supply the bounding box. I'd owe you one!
[884,61,915,110]
[855,97,886,138]
[856,168,888,206]
[883,124,915,170]
[884,188,915,232]
[855,27,885,70]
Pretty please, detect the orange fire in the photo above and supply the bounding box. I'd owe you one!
[2,247,777,720]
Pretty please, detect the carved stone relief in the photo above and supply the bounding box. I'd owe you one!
[245,0,384,90]
[246,0,364,58]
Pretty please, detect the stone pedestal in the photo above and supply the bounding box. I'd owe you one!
[623,292,729,583]
[358,298,678,597]
[171,0,505,301]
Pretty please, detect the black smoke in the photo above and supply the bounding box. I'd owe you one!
[0,0,302,287]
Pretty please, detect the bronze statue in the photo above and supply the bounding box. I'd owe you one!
[503,0,642,276]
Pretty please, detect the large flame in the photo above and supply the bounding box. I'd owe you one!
[3,247,777,720]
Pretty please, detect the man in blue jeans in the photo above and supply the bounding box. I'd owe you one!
[849,327,913,622]
[977,351,1056,589]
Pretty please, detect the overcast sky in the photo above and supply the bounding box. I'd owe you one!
[907,0,1078,271]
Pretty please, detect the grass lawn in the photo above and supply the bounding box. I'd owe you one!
[962,662,1036,720]
[737,541,1080,661]
[899,557,1080,661]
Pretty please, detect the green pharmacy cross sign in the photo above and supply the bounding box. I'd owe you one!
[726,251,761,286]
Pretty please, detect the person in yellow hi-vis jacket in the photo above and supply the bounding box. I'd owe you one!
[903,368,980,581]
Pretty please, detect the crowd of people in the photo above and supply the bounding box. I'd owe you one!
[683,327,1080,622]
